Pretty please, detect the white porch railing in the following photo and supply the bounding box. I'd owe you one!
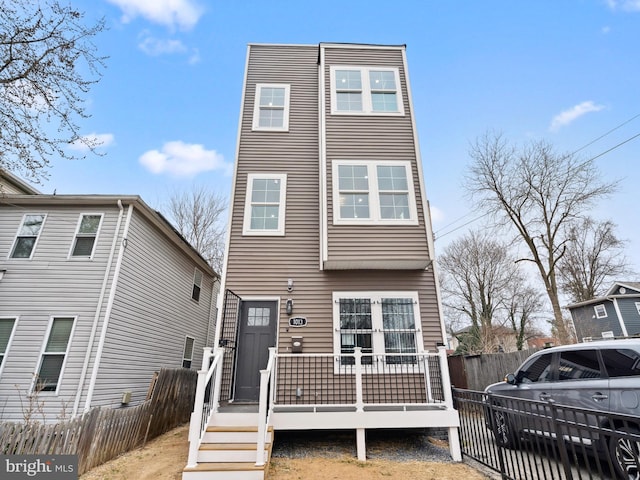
[186,347,224,468]
[255,347,277,466]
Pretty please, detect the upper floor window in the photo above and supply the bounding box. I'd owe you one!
[182,336,195,368]
[0,317,17,371]
[10,214,46,259]
[252,84,291,131]
[635,302,640,316]
[243,173,287,236]
[70,214,102,258]
[332,160,417,225]
[36,317,75,393]
[330,66,404,115]
[192,269,202,302]
[594,304,607,319]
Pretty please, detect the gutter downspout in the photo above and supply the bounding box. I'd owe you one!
[72,200,125,417]
[610,297,630,337]
[83,204,134,413]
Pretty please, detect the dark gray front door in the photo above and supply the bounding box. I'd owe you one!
[234,301,278,402]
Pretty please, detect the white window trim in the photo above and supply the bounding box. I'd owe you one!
[635,302,640,316]
[192,268,203,302]
[330,65,404,116]
[594,304,608,319]
[332,291,423,374]
[252,83,291,132]
[242,173,287,236]
[0,316,18,379]
[332,160,418,225]
[182,335,195,368]
[68,213,104,259]
[33,316,77,395]
[9,213,47,260]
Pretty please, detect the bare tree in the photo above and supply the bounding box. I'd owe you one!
[166,186,227,273]
[465,132,617,344]
[439,230,523,353]
[503,282,543,350]
[0,0,106,181]
[559,217,632,303]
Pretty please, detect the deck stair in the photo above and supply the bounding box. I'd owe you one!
[182,413,273,480]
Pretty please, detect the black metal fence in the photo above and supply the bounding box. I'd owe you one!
[453,388,640,480]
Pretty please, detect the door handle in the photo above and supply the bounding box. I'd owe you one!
[592,393,608,402]
[539,393,552,401]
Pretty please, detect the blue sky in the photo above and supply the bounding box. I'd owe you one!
[36,0,640,273]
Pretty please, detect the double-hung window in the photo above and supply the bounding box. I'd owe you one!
[0,317,17,371]
[36,317,75,393]
[333,292,422,370]
[243,173,287,235]
[182,336,195,368]
[10,214,46,259]
[252,84,291,131]
[594,304,607,319]
[70,214,102,258]
[330,66,404,115]
[332,160,417,225]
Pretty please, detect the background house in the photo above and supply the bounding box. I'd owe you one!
[0,171,219,423]
[567,281,640,342]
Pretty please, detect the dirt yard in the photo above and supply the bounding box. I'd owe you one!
[80,424,489,480]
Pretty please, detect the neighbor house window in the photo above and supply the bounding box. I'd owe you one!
[192,269,202,302]
[332,160,417,225]
[0,317,17,371]
[594,304,607,319]
[36,317,75,392]
[70,214,102,258]
[10,214,46,259]
[333,292,422,369]
[330,66,404,115]
[252,84,290,131]
[243,173,287,235]
[635,302,640,316]
[182,336,195,368]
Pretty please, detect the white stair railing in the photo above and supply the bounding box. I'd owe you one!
[255,347,277,466]
[186,347,225,468]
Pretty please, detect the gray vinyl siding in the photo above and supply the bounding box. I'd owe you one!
[86,208,215,410]
[570,302,622,341]
[618,297,640,335]
[225,44,443,356]
[0,204,121,422]
[322,46,430,266]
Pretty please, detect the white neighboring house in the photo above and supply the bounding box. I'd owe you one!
[0,169,219,423]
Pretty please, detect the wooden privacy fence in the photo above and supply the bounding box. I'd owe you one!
[0,368,197,475]
[447,348,538,391]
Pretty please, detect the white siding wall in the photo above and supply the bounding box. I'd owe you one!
[88,208,215,409]
[0,203,121,422]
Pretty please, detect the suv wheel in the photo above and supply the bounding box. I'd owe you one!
[610,426,640,480]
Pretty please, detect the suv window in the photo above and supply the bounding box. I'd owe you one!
[558,349,601,381]
[601,348,640,377]
[518,354,553,383]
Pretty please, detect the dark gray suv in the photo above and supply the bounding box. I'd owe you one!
[485,339,640,479]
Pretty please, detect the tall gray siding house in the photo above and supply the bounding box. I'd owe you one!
[567,282,640,342]
[183,43,460,480]
[0,169,218,423]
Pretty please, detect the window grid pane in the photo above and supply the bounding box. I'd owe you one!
[247,307,270,327]
[339,299,372,365]
[12,215,45,258]
[38,355,64,391]
[78,215,101,234]
[72,237,96,256]
[382,298,417,364]
[250,178,282,231]
[45,318,74,352]
[259,87,285,107]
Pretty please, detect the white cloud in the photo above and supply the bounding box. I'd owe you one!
[601,25,611,34]
[549,101,605,131]
[138,35,187,56]
[430,205,444,223]
[69,133,115,152]
[606,0,640,11]
[139,141,228,177]
[106,0,203,30]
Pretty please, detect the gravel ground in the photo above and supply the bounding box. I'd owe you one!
[271,428,454,462]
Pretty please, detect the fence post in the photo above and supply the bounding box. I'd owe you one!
[212,347,224,414]
[438,345,462,462]
[354,348,364,412]
[186,347,213,468]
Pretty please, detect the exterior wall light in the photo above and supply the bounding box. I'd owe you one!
[287,278,294,292]
[286,299,293,315]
